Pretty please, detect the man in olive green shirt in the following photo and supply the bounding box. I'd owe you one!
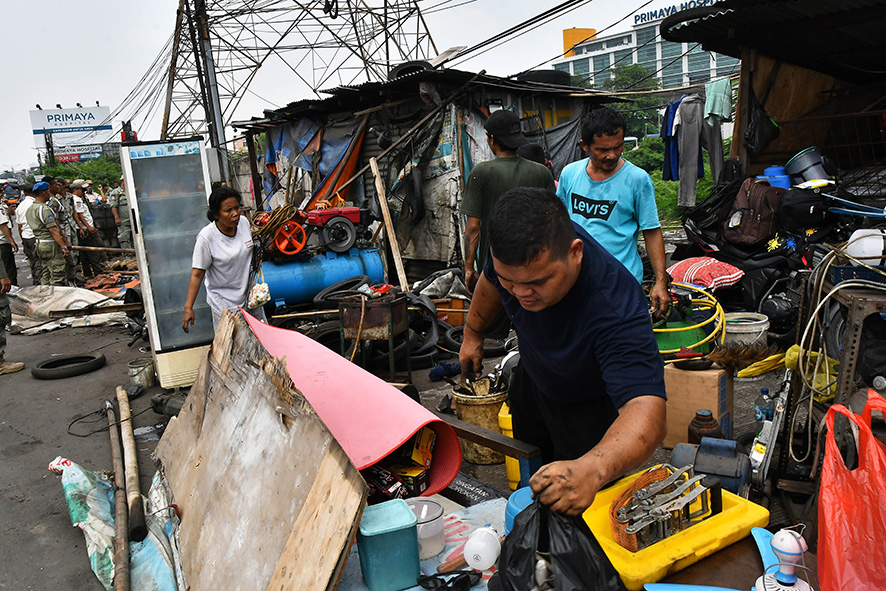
[25,182,69,286]
[461,110,555,294]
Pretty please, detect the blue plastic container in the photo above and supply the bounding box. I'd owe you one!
[504,486,534,535]
[261,248,385,308]
[357,499,420,591]
[756,174,791,189]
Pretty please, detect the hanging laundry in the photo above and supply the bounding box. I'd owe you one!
[661,97,683,181]
[674,94,706,207]
[704,78,733,183]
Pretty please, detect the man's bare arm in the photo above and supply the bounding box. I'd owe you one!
[463,216,481,292]
[458,272,503,379]
[643,227,669,316]
[529,395,666,515]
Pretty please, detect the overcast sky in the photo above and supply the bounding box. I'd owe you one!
[0,0,652,171]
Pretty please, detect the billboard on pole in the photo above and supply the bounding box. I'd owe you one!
[30,106,115,150]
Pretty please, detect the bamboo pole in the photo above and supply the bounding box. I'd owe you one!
[114,386,148,542]
[71,245,136,255]
[370,157,409,292]
[106,401,130,591]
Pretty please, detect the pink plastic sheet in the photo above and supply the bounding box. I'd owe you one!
[243,313,462,495]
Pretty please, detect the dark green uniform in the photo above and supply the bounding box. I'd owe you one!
[26,203,66,286]
[460,156,555,339]
[109,188,132,249]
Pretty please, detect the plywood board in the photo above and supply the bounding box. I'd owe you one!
[154,311,367,591]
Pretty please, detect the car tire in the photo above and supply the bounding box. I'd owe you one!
[31,353,107,380]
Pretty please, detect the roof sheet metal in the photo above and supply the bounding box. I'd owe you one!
[232,67,608,130]
[661,0,886,82]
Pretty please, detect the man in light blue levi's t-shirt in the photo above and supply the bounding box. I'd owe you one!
[556,107,669,316]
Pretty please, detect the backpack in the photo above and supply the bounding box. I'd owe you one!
[722,178,785,246]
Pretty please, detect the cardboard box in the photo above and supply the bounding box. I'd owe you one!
[663,365,733,449]
[394,426,436,468]
[387,463,430,495]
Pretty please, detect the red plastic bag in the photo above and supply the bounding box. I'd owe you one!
[818,391,886,590]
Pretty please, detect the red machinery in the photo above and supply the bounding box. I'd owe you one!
[272,206,365,256]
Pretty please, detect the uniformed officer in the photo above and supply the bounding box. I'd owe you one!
[25,182,70,286]
[109,177,132,250]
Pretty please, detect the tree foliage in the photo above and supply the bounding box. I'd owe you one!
[41,156,123,187]
[598,64,663,138]
[622,136,664,173]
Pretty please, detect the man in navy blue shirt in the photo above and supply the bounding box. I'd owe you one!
[459,187,666,515]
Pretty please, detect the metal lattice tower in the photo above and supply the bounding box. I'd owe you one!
[161,0,440,141]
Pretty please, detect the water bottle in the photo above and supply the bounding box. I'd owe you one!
[754,388,775,435]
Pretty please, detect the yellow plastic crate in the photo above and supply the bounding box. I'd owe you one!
[498,403,520,491]
[582,466,769,591]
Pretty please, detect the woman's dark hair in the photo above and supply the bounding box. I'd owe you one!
[207,186,242,221]
[488,187,575,266]
[581,107,626,146]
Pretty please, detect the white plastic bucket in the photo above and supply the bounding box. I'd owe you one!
[724,312,770,346]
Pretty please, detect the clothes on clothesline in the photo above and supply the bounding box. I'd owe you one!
[662,95,704,184]
[661,79,733,207]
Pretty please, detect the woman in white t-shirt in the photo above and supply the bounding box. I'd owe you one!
[182,187,260,332]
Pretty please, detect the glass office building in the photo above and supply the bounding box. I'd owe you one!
[553,8,740,89]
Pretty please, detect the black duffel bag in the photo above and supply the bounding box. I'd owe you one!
[779,188,832,234]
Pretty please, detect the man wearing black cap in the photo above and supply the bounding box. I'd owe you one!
[460,109,554,295]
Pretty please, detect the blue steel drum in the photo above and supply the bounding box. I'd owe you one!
[262,248,385,308]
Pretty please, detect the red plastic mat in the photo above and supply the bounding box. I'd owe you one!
[243,312,462,495]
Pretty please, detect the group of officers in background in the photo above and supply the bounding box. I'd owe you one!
[0,176,131,287]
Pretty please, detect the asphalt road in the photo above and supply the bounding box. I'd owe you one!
[1,266,165,590]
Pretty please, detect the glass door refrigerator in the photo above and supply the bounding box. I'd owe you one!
[121,138,215,388]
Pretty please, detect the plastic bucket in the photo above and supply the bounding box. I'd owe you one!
[505,486,534,534]
[128,357,156,387]
[724,312,769,346]
[785,146,830,183]
[453,389,507,464]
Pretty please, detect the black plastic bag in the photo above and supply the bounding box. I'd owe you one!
[499,501,626,591]
[743,95,780,158]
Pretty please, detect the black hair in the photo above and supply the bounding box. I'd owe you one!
[22,183,34,194]
[581,107,626,145]
[207,186,242,221]
[488,187,575,266]
[42,176,54,185]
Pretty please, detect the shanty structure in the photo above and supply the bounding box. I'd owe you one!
[232,67,614,280]
[662,0,886,193]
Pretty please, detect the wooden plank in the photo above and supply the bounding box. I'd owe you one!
[154,311,367,591]
[267,451,366,591]
[370,156,409,291]
[48,303,143,318]
[430,410,541,459]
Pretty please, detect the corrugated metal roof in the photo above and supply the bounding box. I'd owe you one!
[661,0,886,83]
[232,67,609,130]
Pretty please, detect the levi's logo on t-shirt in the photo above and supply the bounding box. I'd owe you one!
[571,194,616,221]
